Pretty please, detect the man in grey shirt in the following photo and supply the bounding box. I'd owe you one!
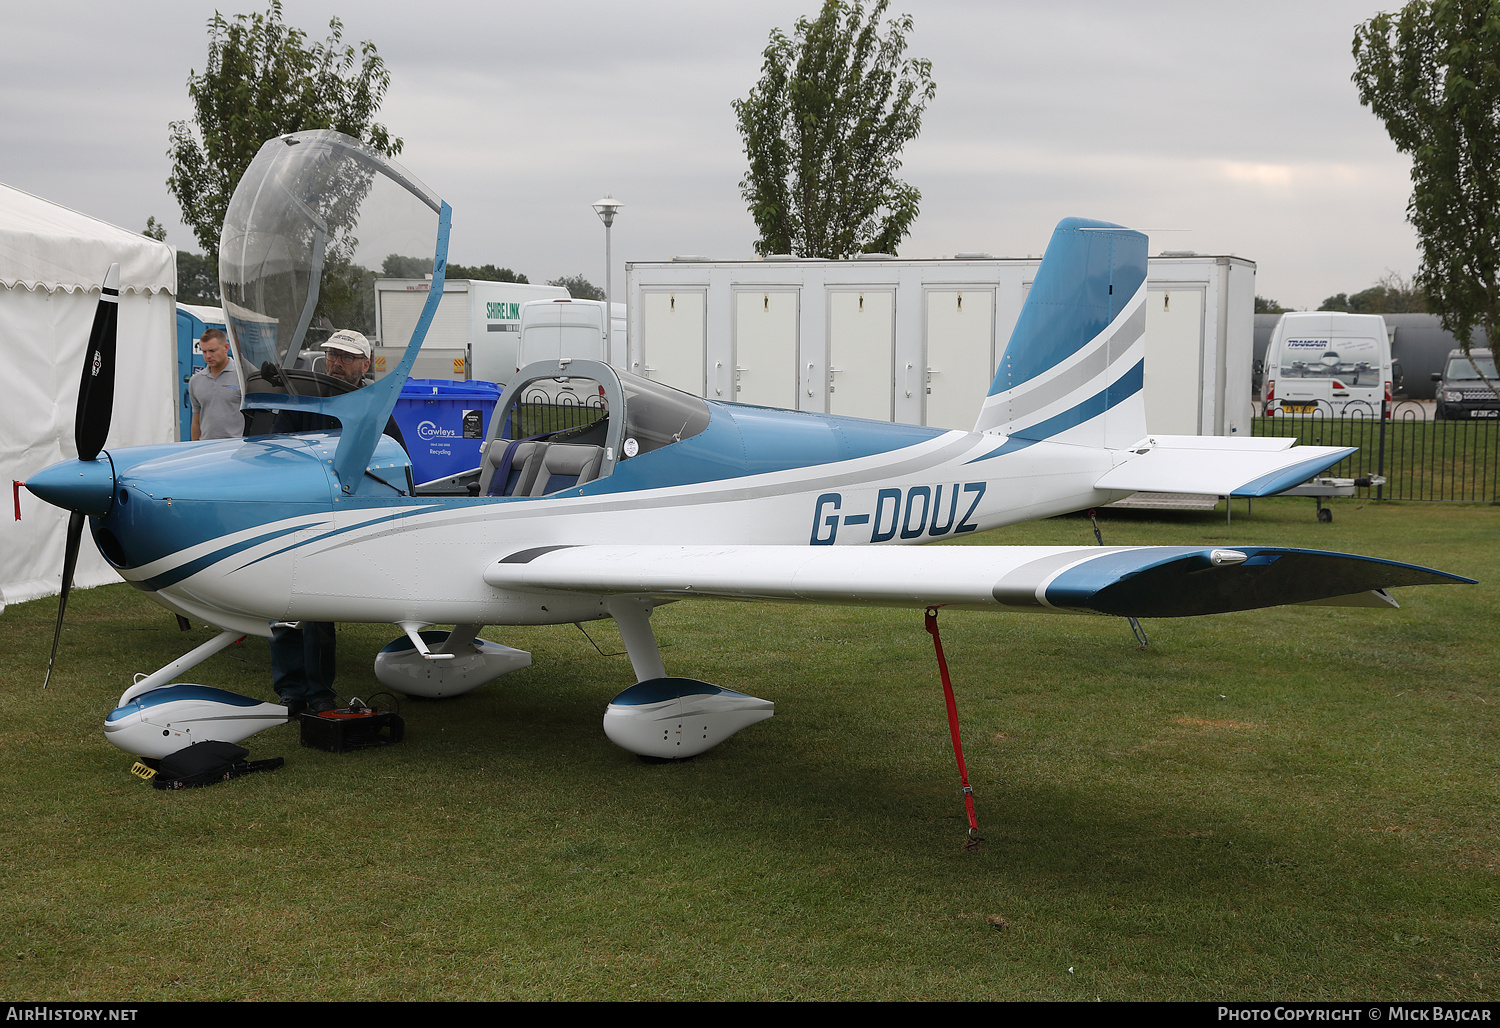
[188,329,243,439]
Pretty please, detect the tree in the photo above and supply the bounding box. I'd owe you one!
[732,0,936,258]
[377,255,531,283]
[177,251,221,305]
[451,263,528,284]
[380,254,433,279]
[548,274,604,300]
[1256,296,1291,314]
[1353,1,1500,359]
[167,1,401,267]
[1319,272,1428,314]
[142,219,221,306]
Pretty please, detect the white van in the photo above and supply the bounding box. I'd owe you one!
[510,298,627,407]
[516,298,627,373]
[1263,312,1392,418]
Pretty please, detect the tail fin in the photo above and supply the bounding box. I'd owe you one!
[974,218,1148,450]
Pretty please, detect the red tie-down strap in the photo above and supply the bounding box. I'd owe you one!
[925,606,982,851]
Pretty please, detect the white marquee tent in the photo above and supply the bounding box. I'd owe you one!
[0,181,176,611]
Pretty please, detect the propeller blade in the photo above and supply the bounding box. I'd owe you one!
[39,263,121,686]
[43,510,86,689]
[75,263,119,462]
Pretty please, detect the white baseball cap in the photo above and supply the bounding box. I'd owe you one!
[322,329,371,358]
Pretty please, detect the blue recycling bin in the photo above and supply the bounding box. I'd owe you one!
[392,379,501,485]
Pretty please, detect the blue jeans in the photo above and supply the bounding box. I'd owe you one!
[270,622,337,705]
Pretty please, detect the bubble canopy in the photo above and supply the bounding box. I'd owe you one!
[218,130,451,493]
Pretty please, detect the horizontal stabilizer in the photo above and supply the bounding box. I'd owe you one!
[1095,436,1356,497]
[484,544,1471,618]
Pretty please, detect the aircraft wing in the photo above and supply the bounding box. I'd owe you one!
[1094,436,1358,497]
[484,544,1471,618]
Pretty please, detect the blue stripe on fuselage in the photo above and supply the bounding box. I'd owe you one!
[131,523,309,590]
[964,437,1039,464]
[968,359,1144,460]
[1010,359,1143,442]
[130,505,440,592]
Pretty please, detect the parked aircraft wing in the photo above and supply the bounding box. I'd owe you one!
[484,544,1471,617]
[1094,436,1357,497]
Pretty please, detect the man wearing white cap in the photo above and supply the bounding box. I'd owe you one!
[271,328,402,716]
[321,328,374,389]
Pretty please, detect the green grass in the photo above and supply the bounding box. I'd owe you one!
[1255,415,1500,502]
[510,401,606,439]
[1,499,1497,1000]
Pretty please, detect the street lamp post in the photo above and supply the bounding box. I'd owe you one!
[592,195,622,362]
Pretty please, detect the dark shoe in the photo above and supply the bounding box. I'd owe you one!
[282,698,308,719]
[308,697,339,714]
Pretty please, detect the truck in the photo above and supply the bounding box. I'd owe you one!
[1432,348,1500,419]
[624,252,1257,437]
[1263,312,1393,418]
[372,278,567,387]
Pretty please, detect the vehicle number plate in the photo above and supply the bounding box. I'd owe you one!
[1282,402,1316,414]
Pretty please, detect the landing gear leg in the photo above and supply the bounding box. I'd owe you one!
[118,629,245,706]
[606,596,666,682]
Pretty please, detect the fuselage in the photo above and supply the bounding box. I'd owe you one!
[83,398,1128,635]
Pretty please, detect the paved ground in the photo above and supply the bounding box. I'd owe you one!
[1252,399,1436,420]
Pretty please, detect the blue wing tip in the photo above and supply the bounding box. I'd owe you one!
[1044,545,1473,618]
[1231,447,1359,497]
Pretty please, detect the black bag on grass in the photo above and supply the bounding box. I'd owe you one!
[152,740,284,790]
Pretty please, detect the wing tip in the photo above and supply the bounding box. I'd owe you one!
[1047,546,1473,618]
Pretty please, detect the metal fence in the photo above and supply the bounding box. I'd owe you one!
[1254,401,1500,502]
[507,385,609,438]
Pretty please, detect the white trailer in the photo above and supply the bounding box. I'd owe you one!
[373,278,567,386]
[624,253,1256,437]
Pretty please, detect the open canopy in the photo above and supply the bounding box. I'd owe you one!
[219,130,450,493]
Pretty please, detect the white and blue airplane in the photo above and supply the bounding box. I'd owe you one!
[24,131,1471,762]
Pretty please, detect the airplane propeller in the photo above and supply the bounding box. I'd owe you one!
[33,263,120,687]
[44,511,87,688]
[76,263,119,461]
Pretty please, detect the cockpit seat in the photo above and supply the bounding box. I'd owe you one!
[526,443,604,495]
[484,440,604,497]
[485,439,544,497]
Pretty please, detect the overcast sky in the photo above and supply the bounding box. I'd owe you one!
[2,0,1418,310]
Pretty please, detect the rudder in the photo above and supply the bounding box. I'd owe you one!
[974,218,1148,450]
